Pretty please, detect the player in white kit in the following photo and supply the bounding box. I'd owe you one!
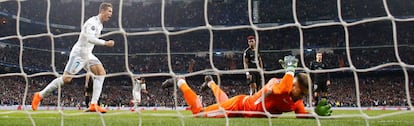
[31,2,114,113]
[131,77,148,111]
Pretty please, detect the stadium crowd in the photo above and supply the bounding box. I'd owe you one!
[0,0,413,108]
[0,73,413,108]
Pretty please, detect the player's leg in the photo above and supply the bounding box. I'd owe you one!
[86,64,106,113]
[314,82,328,105]
[177,79,203,114]
[313,83,320,106]
[249,83,257,96]
[85,81,93,108]
[321,84,328,99]
[254,72,262,93]
[248,71,260,95]
[322,92,328,99]
[320,85,329,105]
[200,75,229,103]
[132,86,141,110]
[202,95,246,118]
[314,92,319,106]
[83,72,92,108]
[162,78,203,114]
[32,56,84,110]
[85,56,107,113]
[85,92,90,108]
[205,80,229,103]
[32,74,68,111]
[39,57,84,97]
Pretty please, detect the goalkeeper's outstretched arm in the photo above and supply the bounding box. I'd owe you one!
[278,55,332,118]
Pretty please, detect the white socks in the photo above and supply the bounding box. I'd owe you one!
[177,79,186,88]
[91,76,105,104]
[39,77,64,97]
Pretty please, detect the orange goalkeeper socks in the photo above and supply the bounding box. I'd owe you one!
[179,82,203,114]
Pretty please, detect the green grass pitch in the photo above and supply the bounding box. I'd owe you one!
[1,109,413,126]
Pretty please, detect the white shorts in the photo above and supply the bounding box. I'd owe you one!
[133,90,141,103]
[64,54,102,74]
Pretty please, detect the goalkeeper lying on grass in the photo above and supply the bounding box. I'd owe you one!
[162,55,332,118]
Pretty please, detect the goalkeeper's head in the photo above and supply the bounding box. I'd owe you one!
[291,73,310,100]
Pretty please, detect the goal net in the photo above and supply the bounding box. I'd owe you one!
[0,0,413,126]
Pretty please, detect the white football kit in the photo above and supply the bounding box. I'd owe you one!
[133,79,146,104]
[64,16,106,74]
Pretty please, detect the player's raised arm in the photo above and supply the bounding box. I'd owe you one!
[273,55,298,94]
[83,24,105,45]
[82,24,114,47]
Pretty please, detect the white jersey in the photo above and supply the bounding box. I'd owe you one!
[64,15,106,74]
[132,80,146,103]
[71,15,106,59]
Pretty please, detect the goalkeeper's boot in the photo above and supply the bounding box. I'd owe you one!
[31,92,42,111]
[161,78,175,88]
[199,75,213,92]
[85,103,107,113]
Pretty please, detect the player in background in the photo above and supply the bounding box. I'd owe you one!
[131,77,148,111]
[243,35,263,96]
[84,73,93,108]
[31,2,114,113]
[162,55,332,118]
[309,52,331,106]
[84,73,100,108]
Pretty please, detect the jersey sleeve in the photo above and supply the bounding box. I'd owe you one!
[84,23,106,45]
[294,100,311,118]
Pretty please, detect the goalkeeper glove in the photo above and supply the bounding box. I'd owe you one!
[314,98,332,116]
[278,55,298,73]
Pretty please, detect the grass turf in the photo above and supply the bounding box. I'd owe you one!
[0,109,413,126]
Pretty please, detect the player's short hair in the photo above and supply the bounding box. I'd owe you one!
[247,35,255,40]
[99,2,112,12]
[296,73,309,94]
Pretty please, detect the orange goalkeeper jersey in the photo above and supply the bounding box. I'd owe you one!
[239,73,308,117]
[195,73,308,118]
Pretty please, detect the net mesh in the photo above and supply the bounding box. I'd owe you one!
[0,0,413,126]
